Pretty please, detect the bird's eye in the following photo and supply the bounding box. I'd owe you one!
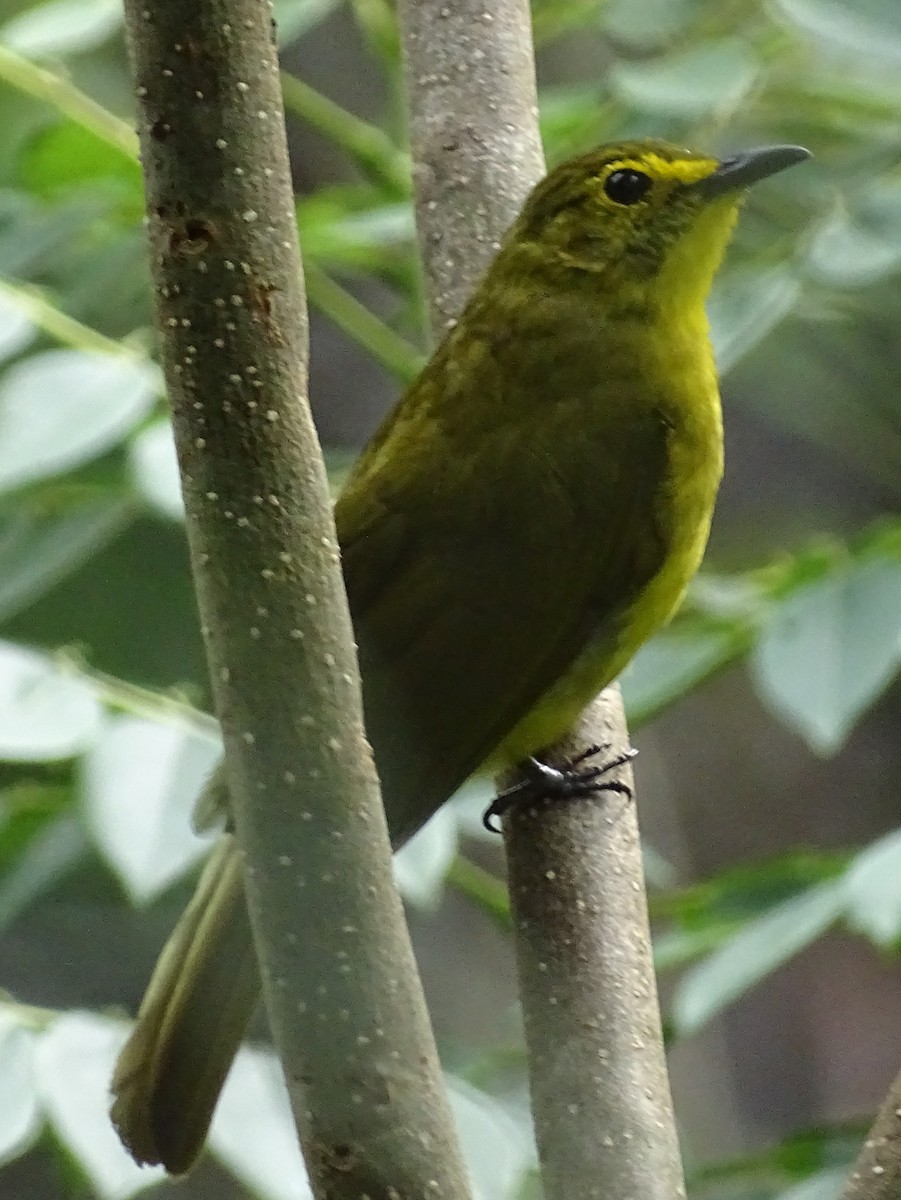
[604,169,652,205]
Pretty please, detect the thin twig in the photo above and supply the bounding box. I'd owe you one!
[120,3,471,1197]
[0,274,146,358]
[0,42,137,158]
[303,260,424,382]
[398,0,544,322]
[397,2,685,1197]
[838,1069,901,1200]
[279,70,409,192]
[503,694,686,1200]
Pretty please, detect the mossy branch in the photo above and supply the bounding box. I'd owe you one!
[397,2,685,1198]
[120,2,470,1197]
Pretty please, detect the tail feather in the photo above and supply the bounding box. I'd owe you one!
[110,836,258,1174]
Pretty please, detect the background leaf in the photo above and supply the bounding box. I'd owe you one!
[0,641,101,761]
[752,558,901,752]
[1,0,123,57]
[82,715,220,903]
[127,420,184,521]
[0,1012,40,1165]
[671,882,846,1035]
[0,350,159,497]
[34,1013,162,1200]
[842,828,901,947]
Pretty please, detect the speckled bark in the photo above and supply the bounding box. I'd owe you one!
[503,693,685,1200]
[839,1069,901,1200]
[398,0,544,324]
[121,3,471,1197]
[398,3,685,1198]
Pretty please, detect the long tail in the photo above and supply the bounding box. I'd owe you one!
[110,834,258,1174]
[110,719,449,1173]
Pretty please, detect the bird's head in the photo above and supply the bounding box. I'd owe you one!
[510,139,809,313]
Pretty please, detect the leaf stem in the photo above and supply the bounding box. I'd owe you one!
[446,855,511,929]
[0,274,144,359]
[279,71,409,192]
[304,261,423,382]
[0,43,137,159]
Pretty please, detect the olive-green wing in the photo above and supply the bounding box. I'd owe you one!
[336,390,670,846]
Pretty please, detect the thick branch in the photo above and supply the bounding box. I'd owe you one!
[839,1069,901,1200]
[121,4,470,1197]
[398,3,684,1198]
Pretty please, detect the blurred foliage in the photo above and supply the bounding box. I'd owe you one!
[0,0,900,1197]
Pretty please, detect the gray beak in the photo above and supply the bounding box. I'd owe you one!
[695,145,811,198]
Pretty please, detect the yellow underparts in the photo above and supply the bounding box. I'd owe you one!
[487,217,729,768]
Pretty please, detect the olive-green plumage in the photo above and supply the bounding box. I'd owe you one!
[111,139,808,1172]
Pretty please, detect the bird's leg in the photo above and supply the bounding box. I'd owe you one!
[483,743,638,832]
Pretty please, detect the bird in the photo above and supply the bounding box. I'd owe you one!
[110,138,810,1173]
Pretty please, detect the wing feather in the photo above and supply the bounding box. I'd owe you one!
[336,380,670,843]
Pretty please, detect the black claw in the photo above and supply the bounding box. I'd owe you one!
[482,744,638,832]
[482,804,503,834]
[569,742,607,767]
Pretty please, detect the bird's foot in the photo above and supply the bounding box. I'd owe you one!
[482,743,637,833]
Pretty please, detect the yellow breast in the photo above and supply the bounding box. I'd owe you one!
[489,310,724,767]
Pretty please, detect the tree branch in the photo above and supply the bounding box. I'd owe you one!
[504,693,685,1200]
[398,3,684,1198]
[839,1068,901,1200]
[121,3,471,1196]
[398,0,544,320]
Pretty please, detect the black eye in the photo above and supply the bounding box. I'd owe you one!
[604,169,652,205]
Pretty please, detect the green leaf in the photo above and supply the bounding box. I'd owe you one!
[274,0,343,44]
[0,288,35,363]
[610,39,758,117]
[0,349,159,496]
[0,812,86,935]
[0,641,101,761]
[621,622,745,726]
[653,922,744,973]
[0,193,106,278]
[807,183,901,287]
[773,0,901,67]
[670,881,846,1036]
[393,804,459,908]
[447,1075,536,1200]
[298,195,415,269]
[651,850,849,926]
[0,493,131,622]
[689,1124,863,1194]
[602,0,697,46]
[35,1013,162,1199]
[842,827,901,946]
[777,1167,849,1200]
[539,85,610,162]
[808,211,901,287]
[127,420,184,521]
[0,782,71,871]
[1,0,123,57]
[751,557,901,753]
[0,1012,40,1165]
[710,265,802,375]
[82,715,221,904]
[16,121,143,212]
[209,1046,312,1200]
